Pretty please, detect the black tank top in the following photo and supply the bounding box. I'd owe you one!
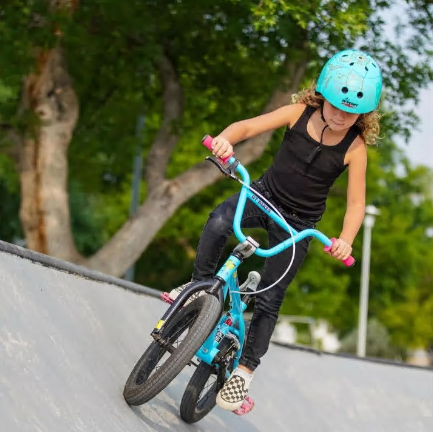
[262,105,359,217]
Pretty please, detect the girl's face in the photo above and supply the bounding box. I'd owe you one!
[323,100,359,131]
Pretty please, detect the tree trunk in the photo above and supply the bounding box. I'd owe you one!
[19,47,80,261]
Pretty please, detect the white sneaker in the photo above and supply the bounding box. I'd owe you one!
[216,368,253,411]
[168,282,205,306]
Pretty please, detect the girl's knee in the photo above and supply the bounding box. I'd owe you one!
[207,205,235,234]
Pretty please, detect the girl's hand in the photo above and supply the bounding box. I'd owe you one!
[329,238,353,261]
[212,136,234,160]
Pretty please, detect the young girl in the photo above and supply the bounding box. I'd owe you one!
[169,49,382,413]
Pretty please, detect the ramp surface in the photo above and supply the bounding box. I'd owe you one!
[0,246,432,432]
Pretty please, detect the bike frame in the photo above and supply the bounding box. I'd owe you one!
[194,156,334,370]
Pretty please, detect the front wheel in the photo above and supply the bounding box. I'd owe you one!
[123,294,220,406]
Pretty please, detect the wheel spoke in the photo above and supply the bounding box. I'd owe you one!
[197,374,217,405]
[201,377,216,396]
[168,313,198,344]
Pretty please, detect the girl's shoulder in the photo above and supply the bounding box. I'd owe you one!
[350,134,366,150]
[346,135,367,165]
[290,103,308,113]
[287,103,309,128]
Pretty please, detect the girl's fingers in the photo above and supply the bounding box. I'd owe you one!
[331,240,341,254]
[213,145,224,156]
[336,247,351,260]
[330,239,351,260]
[217,145,231,158]
[210,137,232,158]
[216,147,227,157]
[221,147,233,158]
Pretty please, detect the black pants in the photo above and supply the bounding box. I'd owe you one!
[191,180,319,371]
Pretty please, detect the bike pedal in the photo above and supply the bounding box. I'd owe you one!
[161,292,174,304]
[233,396,255,416]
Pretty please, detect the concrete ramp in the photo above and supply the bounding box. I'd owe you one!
[0,242,432,432]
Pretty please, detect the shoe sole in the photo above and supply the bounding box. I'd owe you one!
[216,392,245,412]
[233,396,255,415]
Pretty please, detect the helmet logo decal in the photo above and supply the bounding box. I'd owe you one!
[341,98,358,108]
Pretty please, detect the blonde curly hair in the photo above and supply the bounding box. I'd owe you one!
[292,83,381,146]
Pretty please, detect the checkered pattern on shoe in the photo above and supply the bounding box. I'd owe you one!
[219,375,248,404]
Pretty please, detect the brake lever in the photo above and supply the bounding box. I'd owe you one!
[205,156,239,181]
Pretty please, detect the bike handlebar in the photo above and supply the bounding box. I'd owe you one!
[201,135,355,267]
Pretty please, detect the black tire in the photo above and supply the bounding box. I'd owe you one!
[180,362,218,423]
[123,294,220,406]
[180,320,250,423]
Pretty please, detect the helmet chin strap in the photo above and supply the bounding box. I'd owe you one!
[306,106,329,166]
[319,103,329,145]
[320,103,326,123]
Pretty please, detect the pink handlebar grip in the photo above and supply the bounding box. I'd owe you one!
[201,134,233,165]
[342,256,356,267]
[324,238,356,267]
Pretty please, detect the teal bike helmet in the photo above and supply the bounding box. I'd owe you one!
[316,49,382,114]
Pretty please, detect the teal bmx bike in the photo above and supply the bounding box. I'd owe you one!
[123,135,355,423]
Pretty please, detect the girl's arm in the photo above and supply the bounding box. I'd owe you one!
[212,104,306,159]
[330,138,367,260]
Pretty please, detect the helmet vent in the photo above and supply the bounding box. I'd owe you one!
[342,87,349,94]
[365,66,369,71]
[357,92,364,99]
[350,62,354,66]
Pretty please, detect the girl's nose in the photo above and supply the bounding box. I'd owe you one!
[334,109,345,120]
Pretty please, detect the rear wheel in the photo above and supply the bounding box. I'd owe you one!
[180,320,250,423]
[123,294,220,406]
[180,362,218,423]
